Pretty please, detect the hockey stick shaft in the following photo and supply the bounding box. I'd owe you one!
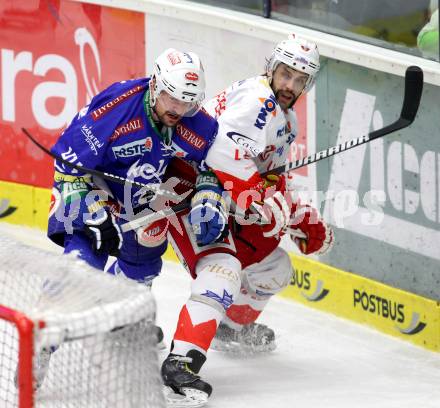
[21,128,182,202]
[120,201,190,233]
[262,65,423,177]
[120,201,308,239]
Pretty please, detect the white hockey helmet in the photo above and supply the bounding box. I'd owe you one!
[266,33,320,93]
[150,48,206,116]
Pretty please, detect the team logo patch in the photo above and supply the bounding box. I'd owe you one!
[226,131,259,156]
[127,158,167,181]
[167,52,181,65]
[185,72,199,81]
[112,140,151,158]
[91,85,144,120]
[110,117,144,141]
[295,56,309,65]
[201,289,234,310]
[176,123,206,150]
[137,219,169,247]
[81,124,104,156]
[145,137,153,151]
[254,95,277,130]
[161,141,188,158]
[214,90,227,116]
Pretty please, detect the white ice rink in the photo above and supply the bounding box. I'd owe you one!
[1,222,440,408]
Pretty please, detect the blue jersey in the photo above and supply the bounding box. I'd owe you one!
[48,77,218,245]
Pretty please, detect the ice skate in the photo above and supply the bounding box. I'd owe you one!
[211,321,276,353]
[161,350,212,408]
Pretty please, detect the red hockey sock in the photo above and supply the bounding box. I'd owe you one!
[173,305,218,352]
[226,304,261,326]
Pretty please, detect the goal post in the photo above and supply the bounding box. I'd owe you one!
[0,306,37,408]
[0,235,166,408]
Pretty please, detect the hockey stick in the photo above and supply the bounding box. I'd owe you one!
[117,66,424,234]
[261,65,424,177]
[120,199,308,239]
[120,201,190,233]
[21,128,183,202]
[24,66,423,234]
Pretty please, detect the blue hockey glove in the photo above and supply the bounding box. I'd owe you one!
[189,171,228,246]
[84,207,123,257]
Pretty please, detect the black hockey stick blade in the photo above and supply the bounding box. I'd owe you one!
[400,65,424,124]
[369,65,423,141]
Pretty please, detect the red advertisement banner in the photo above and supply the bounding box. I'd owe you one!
[0,0,145,188]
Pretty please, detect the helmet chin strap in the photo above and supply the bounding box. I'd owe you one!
[151,106,160,122]
[266,70,274,85]
[149,78,158,109]
[148,79,162,122]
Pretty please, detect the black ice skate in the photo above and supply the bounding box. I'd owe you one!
[210,321,276,353]
[161,350,212,408]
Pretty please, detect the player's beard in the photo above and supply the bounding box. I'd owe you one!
[275,90,298,110]
[157,110,182,127]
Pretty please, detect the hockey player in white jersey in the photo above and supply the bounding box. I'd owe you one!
[161,34,333,405]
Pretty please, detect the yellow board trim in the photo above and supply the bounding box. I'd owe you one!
[282,254,440,352]
[1,180,439,351]
[0,180,51,230]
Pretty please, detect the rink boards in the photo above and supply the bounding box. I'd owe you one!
[282,254,440,352]
[1,179,439,353]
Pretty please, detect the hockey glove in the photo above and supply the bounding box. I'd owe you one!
[288,204,333,255]
[189,171,228,246]
[253,174,291,238]
[84,207,123,257]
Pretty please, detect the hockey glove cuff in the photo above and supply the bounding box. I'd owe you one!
[189,171,228,246]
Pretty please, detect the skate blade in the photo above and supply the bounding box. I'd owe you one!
[164,385,209,408]
[210,338,276,354]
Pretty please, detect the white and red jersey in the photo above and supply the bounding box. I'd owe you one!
[204,75,298,208]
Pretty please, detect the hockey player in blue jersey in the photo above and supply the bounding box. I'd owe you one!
[24,48,229,391]
[48,48,227,283]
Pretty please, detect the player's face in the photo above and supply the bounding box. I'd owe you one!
[154,91,194,126]
[272,64,309,109]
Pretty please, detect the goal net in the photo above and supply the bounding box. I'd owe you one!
[0,235,166,408]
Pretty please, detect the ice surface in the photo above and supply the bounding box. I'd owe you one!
[1,222,440,408]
